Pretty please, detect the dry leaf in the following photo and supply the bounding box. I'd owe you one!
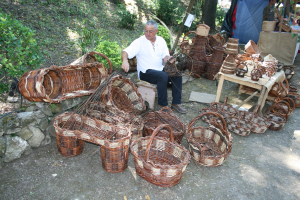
[145,194,150,200]
[128,166,137,181]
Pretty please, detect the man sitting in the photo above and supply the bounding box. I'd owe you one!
[121,20,187,114]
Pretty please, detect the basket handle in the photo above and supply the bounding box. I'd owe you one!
[144,124,174,162]
[187,111,227,134]
[159,106,174,114]
[265,104,288,120]
[236,63,248,73]
[181,31,196,45]
[87,51,113,74]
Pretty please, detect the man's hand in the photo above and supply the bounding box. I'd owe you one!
[121,51,130,72]
[122,60,130,72]
[163,55,175,64]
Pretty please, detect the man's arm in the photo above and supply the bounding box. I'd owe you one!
[121,51,130,72]
[163,55,174,64]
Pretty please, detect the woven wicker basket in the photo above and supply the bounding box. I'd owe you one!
[100,75,146,114]
[143,107,185,144]
[19,62,110,103]
[268,79,289,98]
[53,112,131,173]
[180,31,196,54]
[209,97,238,121]
[262,21,276,32]
[87,103,144,142]
[55,132,85,157]
[283,67,295,81]
[245,40,259,54]
[130,124,191,187]
[238,106,271,134]
[226,115,251,137]
[186,112,232,167]
[264,106,287,131]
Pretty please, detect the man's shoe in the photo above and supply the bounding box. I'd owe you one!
[171,104,187,114]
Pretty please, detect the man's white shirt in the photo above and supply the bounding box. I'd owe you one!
[123,35,170,79]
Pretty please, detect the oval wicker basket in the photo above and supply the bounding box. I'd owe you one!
[186,112,232,167]
[130,124,191,187]
[142,107,185,144]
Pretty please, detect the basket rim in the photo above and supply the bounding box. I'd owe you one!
[130,135,191,169]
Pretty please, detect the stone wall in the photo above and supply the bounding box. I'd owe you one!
[0,96,88,168]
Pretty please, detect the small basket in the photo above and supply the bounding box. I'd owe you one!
[288,83,298,93]
[164,54,182,77]
[130,124,191,187]
[235,63,248,78]
[226,115,251,137]
[245,40,259,54]
[142,107,185,144]
[238,106,271,134]
[268,79,289,98]
[287,93,300,108]
[264,106,288,131]
[262,21,276,32]
[196,23,210,36]
[186,112,232,167]
[251,68,261,81]
[209,97,238,121]
[283,66,295,81]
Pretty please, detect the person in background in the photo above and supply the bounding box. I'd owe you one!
[121,20,187,114]
[263,0,276,21]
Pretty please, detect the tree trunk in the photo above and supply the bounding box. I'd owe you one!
[201,0,218,31]
[285,0,290,17]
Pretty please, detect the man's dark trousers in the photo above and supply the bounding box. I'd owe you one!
[140,69,182,106]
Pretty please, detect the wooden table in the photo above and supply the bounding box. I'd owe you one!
[215,71,285,115]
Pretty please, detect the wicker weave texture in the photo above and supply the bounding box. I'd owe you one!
[187,112,232,167]
[53,112,131,173]
[19,62,108,103]
[130,124,190,187]
[143,107,185,144]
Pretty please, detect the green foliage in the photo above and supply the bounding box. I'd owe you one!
[216,5,226,26]
[95,38,122,69]
[0,11,44,92]
[156,0,185,26]
[115,4,137,30]
[157,24,171,49]
[78,27,99,54]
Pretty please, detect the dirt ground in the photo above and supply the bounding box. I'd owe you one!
[1,55,300,200]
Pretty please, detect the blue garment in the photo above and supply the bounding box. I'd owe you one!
[139,69,182,106]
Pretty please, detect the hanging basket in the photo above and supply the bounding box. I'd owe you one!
[130,124,191,187]
[186,112,232,167]
[142,107,185,144]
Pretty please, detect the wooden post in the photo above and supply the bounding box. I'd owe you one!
[279,0,287,33]
[170,0,196,55]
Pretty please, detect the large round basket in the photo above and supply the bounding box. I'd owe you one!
[186,112,232,167]
[130,124,191,187]
[53,112,131,173]
[142,107,185,144]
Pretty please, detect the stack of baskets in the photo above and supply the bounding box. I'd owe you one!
[220,38,239,74]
